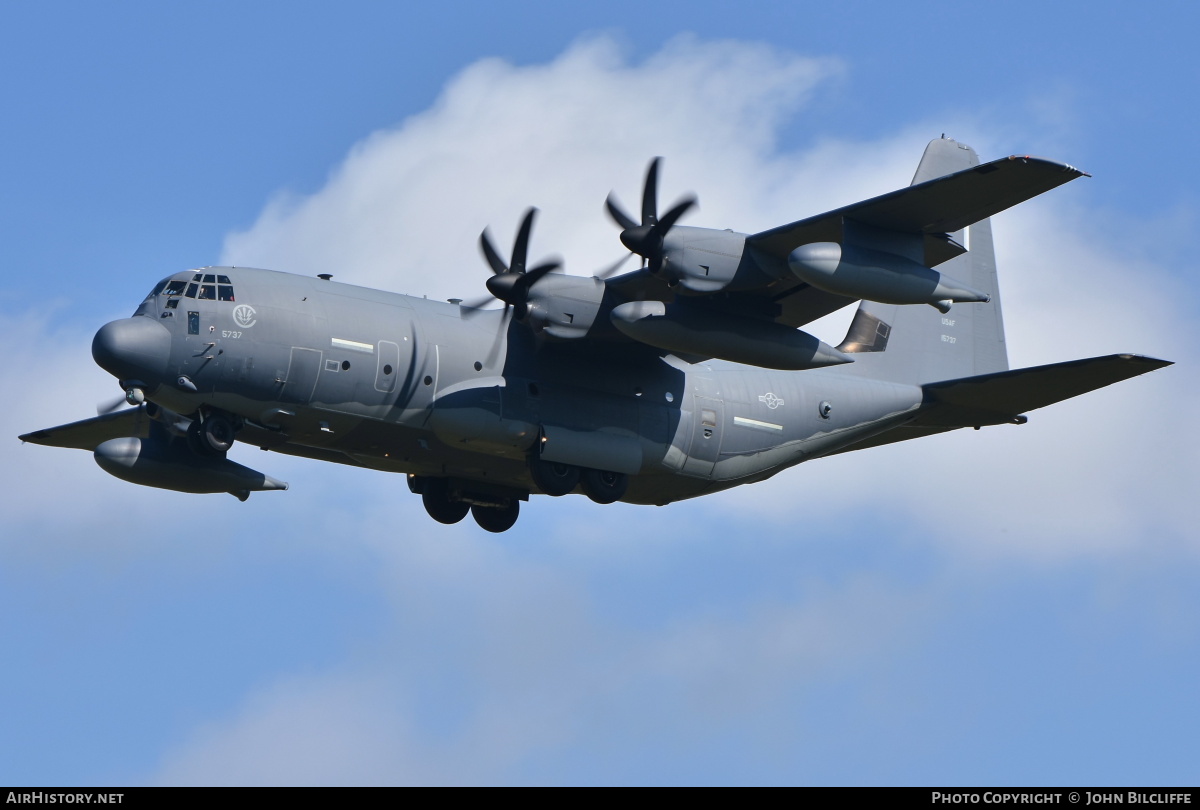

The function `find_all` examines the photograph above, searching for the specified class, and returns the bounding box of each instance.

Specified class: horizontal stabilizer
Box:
[750,155,1088,260]
[19,407,149,450]
[914,354,1172,427]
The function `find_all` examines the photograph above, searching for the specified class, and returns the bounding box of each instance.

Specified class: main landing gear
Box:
[409,460,631,533]
[409,476,524,534]
[529,456,628,504]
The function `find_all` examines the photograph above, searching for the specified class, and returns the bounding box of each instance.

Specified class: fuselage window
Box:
[217,285,235,301]
[163,279,187,296]
[165,298,179,309]
[198,284,216,300]
[187,311,200,335]
[185,283,198,298]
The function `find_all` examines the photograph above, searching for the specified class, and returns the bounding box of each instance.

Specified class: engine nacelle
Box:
[660,227,775,294]
[524,274,606,339]
[611,300,851,370]
[94,434,288,500]
[788,241,990,309]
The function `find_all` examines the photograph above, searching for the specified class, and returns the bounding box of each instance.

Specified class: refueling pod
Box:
[611,300,852,370]
[788,238,990,312]
[94,433,288,501]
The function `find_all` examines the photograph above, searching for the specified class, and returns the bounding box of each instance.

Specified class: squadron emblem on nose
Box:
[232,305,257,328]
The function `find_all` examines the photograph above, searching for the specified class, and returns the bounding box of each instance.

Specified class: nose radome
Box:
[92,317,172,383]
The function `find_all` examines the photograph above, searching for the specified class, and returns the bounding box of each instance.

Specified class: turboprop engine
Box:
[94,432,288,501]
[788,239,990,313]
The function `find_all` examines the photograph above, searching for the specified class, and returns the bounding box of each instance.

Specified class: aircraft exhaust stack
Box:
[788,242,990,309]
[94,435,288,499]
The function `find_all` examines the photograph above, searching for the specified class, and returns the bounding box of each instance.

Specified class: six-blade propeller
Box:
[605,157,697,275]
[463,158,695,319]
[466,207,561,319]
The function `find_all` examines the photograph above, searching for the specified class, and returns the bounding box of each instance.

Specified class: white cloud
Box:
[221,35,843,298]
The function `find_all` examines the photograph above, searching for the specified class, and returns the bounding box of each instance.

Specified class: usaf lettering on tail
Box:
[20,138,1171,533]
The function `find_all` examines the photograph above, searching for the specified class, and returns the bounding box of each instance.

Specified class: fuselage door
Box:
[682,395,724,477]
[375,340,401,394]
[280,347,323,405]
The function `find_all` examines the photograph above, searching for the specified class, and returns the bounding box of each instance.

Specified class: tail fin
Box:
[837,137,1008,385]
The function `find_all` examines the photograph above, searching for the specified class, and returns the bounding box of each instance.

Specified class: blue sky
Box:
[2,1,1197,786]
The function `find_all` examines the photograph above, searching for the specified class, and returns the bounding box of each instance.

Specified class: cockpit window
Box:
[177,271,236,301]
[135,281,168,316]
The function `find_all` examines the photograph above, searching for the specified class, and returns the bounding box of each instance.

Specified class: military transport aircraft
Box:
[20,137,1171,532]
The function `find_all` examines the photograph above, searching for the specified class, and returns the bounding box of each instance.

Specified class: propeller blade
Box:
[479,229,509,276]
[523,259,561,287]
[605,193,638,231]
[483,307,513,367]
[651,195,697,238]
[96,395,128,415]
[511,208,537,276]
[641,157,661,226]
[595,252,634,279]
[458,294,498,318]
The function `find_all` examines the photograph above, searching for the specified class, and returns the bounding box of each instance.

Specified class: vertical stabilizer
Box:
[836,137,1008,384]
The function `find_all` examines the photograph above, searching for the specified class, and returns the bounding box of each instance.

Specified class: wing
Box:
[606,152,1088,334]
[19,407,152,450]
[749,154,1089,262]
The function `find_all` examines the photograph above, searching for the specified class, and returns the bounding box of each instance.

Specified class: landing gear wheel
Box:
[422,480,470,525]
[529,457,579,496]
[202,413,236,454]
[581,469,628,504]
[471,501,520,533]
[186,414,235,457]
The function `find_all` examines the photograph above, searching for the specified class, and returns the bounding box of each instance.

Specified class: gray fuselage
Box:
[118,266,922,506]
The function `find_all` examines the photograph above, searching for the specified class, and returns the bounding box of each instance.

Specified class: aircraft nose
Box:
[92,317,172,384]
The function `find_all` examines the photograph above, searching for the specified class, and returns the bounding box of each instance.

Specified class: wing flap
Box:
[749,155,1088,259]
[18,407,151,450]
